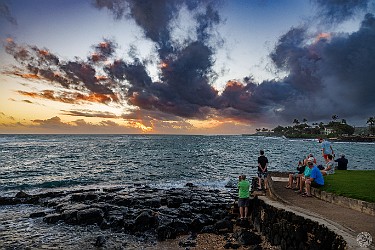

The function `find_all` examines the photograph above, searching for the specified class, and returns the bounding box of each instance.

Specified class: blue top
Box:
[321,140,332,155]
[310,166,324,185]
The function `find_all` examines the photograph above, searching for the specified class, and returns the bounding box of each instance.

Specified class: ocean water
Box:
[1,134,374,196]
[1,134,375,248]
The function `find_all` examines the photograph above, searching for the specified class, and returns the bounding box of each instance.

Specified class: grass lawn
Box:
[321,170,375,203]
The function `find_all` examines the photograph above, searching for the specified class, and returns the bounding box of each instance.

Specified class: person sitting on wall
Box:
[297,157,313,194]
[335,154,348,170]
[321,154,335,176]
[285,160,305,190]
[238,174,250,220]
[304,161,324,197]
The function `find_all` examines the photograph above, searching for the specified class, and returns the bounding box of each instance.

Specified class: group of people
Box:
[285,138,348,197]
[237,138,349,219]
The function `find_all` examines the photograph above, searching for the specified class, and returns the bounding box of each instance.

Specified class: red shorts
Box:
[323,154,330,161]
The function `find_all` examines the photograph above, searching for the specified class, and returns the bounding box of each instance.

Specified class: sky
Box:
[1,0,375,134]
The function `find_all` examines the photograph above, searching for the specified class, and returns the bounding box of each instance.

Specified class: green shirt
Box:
[238,180,250,198]
[303,166,312,178]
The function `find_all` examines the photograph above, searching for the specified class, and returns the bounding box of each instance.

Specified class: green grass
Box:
[320,170,375,203]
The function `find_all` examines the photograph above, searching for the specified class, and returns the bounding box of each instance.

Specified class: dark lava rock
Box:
[30,211,47,218]
[94,235,106,247]
[77,208,104,225]
[43,213,62,224]
[15,191,30,198]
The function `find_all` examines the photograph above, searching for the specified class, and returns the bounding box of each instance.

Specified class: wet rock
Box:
[215,219,233,233]
[43,213,62,224]
[61,209,78,224]
[167,196,183,208]
[156,225,177,241]
[223,242,240,249]
[133,210,156,231]
[15,191,30,198]
[30,211,47,218]
[234,229,262,246]
[77,208,104,225]
[94,235,106,247]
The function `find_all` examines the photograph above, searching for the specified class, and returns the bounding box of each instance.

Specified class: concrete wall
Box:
[311,188,375,216]
[249,197,347,250]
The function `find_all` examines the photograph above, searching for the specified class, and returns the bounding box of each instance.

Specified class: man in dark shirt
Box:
[335,154,348,170]
[257,150,269,190]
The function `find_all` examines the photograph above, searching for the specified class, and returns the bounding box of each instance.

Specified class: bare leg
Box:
[299,177,305,193]
[258,177,262,189]
[264,178,268,190]
[305,179,311,196]
[244,206,248,218]
[295,175,300,188]
[239,206,244,219]
[286,174,293,188]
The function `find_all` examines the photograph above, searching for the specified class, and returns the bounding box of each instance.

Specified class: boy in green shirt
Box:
[238,174,250,219]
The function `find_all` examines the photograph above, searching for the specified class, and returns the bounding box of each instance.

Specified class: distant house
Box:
[324,127,335,135]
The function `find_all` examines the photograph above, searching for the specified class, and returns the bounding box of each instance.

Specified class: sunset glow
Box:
[1,1,374,134]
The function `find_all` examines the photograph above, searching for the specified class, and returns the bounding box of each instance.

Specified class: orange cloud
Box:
[14,73,40,80]
[17,90,117,104]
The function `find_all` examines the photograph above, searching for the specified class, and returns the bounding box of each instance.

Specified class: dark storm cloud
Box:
[312,0,372,24]
[263,13,375,123]
[96,0,223,119]
[0,2,17,25]
[61,110,118,118]
[5,39,119,102]
[5,0,375,129]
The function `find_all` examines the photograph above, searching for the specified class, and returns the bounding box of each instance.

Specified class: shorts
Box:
[238,198,249,207]
[323,154,330,161]
[257,171,268,179]
[311,181,323,188]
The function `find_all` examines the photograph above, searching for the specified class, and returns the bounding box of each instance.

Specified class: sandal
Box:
[302,194,312,197]
[284,186,292,189]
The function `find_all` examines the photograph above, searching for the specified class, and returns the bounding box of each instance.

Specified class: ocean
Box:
[1,134,375,248]
[1,134,374,196]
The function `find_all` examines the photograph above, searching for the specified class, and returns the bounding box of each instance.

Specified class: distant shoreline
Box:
[242,134,375,142]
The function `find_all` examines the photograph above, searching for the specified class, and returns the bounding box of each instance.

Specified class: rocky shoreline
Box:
[0,184,275,249]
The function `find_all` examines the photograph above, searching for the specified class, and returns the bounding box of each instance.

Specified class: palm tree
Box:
[293,119,299,125]
[302,118,307,124]
[332,114,338,121]
[367,117,375,134]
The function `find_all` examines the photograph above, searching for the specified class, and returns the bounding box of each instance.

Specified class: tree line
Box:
[256,115,375,138]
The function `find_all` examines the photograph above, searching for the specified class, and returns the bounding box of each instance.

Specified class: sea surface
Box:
[1,134,375,248]
[1,134,374,196]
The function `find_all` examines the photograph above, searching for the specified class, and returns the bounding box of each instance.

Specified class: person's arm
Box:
[330,145,334,156]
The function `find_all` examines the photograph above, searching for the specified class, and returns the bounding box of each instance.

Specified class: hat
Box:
[308,157,314,162]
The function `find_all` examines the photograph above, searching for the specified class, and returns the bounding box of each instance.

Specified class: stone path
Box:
[266,175,375,249]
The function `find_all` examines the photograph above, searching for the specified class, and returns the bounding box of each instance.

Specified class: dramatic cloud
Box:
[264,13,375,123]
[312,0,372,24]
[17,90,114,104]
[3,0,375,131]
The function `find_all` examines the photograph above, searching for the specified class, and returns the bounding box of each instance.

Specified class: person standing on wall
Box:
[257,149,269,191]
[318,138,334,163]
[238,174,250,220]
